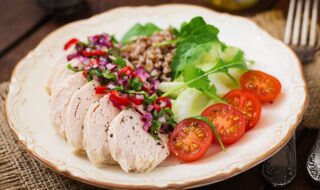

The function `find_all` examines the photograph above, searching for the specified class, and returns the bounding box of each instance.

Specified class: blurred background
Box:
[0,0,285,83]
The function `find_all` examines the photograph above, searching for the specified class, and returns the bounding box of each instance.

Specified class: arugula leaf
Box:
[183,64,222,102]
[179,17,219,40]
[170,17,220,78]
[91,68,103,77]
[121,23,161,44]
[174,41,220,76]
[162,58,247,98]
[193,116,225,151]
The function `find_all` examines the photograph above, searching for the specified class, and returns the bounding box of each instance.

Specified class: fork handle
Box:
[306,130,320,183]
[262,135,296,187]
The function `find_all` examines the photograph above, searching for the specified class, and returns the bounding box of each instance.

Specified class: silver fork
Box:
[284,0,319,63]
[262,0,319,187]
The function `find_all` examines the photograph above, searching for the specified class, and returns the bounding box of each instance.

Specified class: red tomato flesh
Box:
[109,90,131,107]
[201,103,247,145]
[64,38,79,50]
[81,50,107,57]
[169,118,213,162]
[240,70,281,103]
[95,85,107,94]
[224,89,262,131]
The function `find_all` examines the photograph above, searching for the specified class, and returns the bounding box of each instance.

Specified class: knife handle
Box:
[306,130,320,183]
[262,135,297,187]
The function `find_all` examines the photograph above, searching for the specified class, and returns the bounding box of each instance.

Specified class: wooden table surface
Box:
[0,0,319,189]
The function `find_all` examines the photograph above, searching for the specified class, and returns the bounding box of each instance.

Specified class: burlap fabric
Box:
[0,10,319,190]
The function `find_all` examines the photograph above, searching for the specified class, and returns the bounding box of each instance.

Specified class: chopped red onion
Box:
[148,80,160,94]
[67,53,79,61]
[160,102,167,107]
[107,83,116,89]
[142,113,153,131]
[135,94,144,99]
[93,75,101,82]
[78,56,90,63]
[134,66,150,82]
[99,57,108,66]
[118,78,128,86]
[158,116,166,123]
[151,80,160,91]
[98,65,106,71]
[84,66,91,71]
[106,63,116,71]
[147,104,154,112]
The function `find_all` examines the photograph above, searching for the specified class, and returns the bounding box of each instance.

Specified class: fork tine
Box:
[301,0,311,46]
[284,0,296,44]
[293,0,303,45]
[309,0,319,46]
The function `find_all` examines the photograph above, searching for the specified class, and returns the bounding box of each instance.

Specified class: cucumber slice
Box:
[172,88,213,122]
[208,68,245,96]
[221,46,242,63]
[158,82,186,98]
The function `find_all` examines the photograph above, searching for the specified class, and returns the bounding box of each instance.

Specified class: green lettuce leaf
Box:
[121,23,161,44]
[170,17,221,77]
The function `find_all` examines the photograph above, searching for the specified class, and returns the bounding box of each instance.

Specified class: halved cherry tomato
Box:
[240,70,281,103]
[64,38,79,50]
[169,118,213,162]
[224,89,261,131]
[109,90,131,107]
[95,86,107,94]
[201,103,247,145]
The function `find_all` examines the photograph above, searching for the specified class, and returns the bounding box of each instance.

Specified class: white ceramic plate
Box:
[6,4,307,189]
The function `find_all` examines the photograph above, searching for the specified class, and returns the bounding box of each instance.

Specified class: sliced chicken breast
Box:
[83,95,120,165]
[50,72,86,139]
[46,58,76,95]
[66,81,103,151]
[108,109,170,173]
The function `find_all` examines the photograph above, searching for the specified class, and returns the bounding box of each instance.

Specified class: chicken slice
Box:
[46,58,77,95]
[50,72,86,139]
[83,95,120,165]
[66,81,103,151]
[108,109,170,173]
